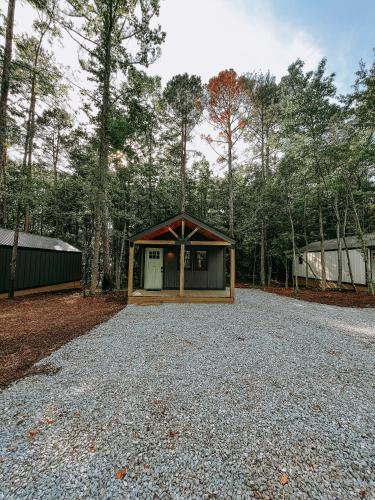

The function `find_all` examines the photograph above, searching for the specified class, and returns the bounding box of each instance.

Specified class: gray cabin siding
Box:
[140,246,225,290]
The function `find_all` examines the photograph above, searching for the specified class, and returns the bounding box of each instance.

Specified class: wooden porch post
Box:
[179,243,185,297]
[230,246,235,299]
[128,243,134,297]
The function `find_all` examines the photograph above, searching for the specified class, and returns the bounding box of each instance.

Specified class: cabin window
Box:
[195,250,207,271]
[298,255,304,265]
[184,249,191,270]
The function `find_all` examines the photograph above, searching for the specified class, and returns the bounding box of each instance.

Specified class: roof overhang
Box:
[129,213,235,245]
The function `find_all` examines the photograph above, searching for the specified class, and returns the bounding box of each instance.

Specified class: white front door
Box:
[144,248,163,290]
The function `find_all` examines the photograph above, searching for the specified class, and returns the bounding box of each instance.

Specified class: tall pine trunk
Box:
[180,119,187,212]
[342,196,356,292]
[91,2,113,293]
[288,203,298,293]
[0,0,16,226]
[115,218,127,290]
[319,205,327,291]
[334,195,342,289]
[228,136,234,238]
[260,221,266,286]
[22,22,50,232]
[8,204,20,299]
[259,110,267,286]
[349,189,373,295]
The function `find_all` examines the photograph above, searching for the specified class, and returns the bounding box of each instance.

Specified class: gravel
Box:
[0,289,374,499]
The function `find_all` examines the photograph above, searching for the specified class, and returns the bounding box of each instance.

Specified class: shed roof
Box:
[129,213,235,244]
[301,233,375,253]
[0,228,81,253]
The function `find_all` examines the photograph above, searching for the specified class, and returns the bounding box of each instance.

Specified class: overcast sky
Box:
[11,0,375,167]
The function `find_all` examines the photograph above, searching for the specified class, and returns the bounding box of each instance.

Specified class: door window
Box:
[148,250,160,260]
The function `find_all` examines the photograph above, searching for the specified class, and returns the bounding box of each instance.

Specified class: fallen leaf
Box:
[169,431,179,438]
[46,417,55,424]
[144,464,150,469]
[28,429,40,438]
[359,491,366,498]
[89,445,96,453]
[280,473,289,486]
[115,468,128,479]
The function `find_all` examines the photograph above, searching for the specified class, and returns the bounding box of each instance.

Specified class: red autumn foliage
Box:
[206,69,248,141]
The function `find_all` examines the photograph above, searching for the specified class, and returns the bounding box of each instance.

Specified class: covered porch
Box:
[127,213,235,304]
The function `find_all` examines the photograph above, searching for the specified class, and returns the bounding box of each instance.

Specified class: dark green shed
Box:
[0,228,82,294]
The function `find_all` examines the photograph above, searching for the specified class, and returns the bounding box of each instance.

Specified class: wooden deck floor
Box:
[129,288,233,304]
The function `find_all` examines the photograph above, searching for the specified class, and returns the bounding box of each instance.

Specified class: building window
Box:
[184,249,191,270]
[195,250,207,271]
[148,250,161,260]
[298,255,304,265]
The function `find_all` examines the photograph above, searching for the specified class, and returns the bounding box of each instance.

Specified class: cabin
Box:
[127,213,235,304]
[294,233,375,287]
[0,228,82,298]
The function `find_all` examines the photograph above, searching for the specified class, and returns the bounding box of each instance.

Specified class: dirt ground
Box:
[0,291,126,390]
[236,282,375,308]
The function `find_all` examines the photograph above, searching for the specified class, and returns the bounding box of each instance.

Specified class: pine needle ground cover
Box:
[0,292,126,389]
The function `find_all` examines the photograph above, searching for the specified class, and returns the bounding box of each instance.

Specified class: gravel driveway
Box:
[1,289,374,499]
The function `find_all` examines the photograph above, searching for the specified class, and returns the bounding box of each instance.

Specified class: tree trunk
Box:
[91,204,101,293]
[148,130,153,219]
[303,195,309,287]
[342,197,356,292]
[284,256,289,289]
[267,254,272,286]
[252,247,256,286]
[24,76,38,232]
[8,204,20,299]
[228,137,234,238]
[288,204,298,293]
[101,203,112,291]
[115,218,127,290]
[334,195,342,290]
[259,110,267,286]
[349,189,373,295]
[91,2,113,293]
[260,221,266,287]
[319,205,327,291]
[23,23,49,232]
[0,0,16,227]
[180,119,187,212]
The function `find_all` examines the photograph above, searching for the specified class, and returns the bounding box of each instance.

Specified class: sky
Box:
[9,0,375,166]
[149,0,374,92]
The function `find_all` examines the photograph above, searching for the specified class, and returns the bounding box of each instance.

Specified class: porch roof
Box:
[129,213,235,244]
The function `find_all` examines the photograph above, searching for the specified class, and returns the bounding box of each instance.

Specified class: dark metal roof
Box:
[0,227,81,253]
[300,233,375,253]
[129,213,235,244]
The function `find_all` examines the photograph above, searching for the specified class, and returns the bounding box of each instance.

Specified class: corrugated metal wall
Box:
[293,249,370,285]
[0,247,82,293]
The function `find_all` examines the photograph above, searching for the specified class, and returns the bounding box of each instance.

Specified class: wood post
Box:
[230,247,235,299]
[128,244,134,297]
[179,243,185,297]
